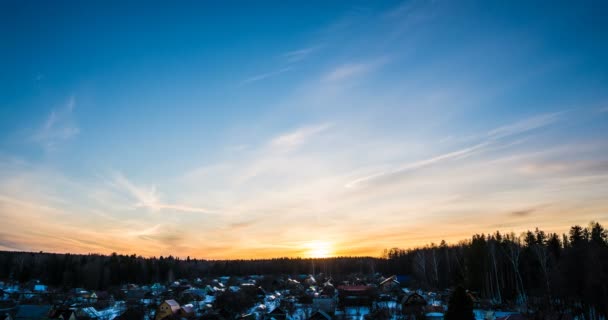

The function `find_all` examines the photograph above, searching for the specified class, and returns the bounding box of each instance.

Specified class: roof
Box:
[337,285,373,292]
[163,300,181,313]
[379,275,400,286]
[401,293,427,306]
[180,305,194,314]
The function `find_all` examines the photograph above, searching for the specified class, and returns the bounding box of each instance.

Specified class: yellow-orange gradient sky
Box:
[1,1,607,259]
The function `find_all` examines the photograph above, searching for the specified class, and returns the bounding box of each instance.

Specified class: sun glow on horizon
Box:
[305,240,333,258]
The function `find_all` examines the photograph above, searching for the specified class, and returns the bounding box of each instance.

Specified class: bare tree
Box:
[413,250,428,287]
[501,233,526,306]
[488,239,502,304]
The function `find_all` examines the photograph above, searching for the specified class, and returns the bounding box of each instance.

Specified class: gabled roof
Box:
[337,285,373,292]
[401,293,427,306]
[163,300,181,313]
[379,275,400,286]
[180,304,194,314]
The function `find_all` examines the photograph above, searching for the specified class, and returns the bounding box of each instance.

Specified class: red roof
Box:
[337,285,373,292]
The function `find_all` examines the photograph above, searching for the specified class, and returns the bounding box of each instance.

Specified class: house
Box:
[401,293,427,316]
[308,310,332,320]
[378,275,400,293]
[155,300,181,320]
[90,291,112,304]
[178,304,195,318]
[304,276,316,286]
[319,283,335,297]
[337,286,375,308]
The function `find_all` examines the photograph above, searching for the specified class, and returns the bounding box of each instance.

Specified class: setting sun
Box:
[306,241,333,258]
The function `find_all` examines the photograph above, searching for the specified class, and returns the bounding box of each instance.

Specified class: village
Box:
[0,274,528,320]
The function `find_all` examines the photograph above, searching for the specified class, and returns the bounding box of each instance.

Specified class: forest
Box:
[0,222,606,316]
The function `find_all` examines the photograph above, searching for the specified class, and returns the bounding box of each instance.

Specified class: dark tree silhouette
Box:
[445,286,474,320]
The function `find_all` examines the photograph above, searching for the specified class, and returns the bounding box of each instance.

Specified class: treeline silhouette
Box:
[383,222,608,316]
[0,222,606,315]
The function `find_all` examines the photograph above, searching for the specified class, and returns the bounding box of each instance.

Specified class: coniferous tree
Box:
[445,286,474,320]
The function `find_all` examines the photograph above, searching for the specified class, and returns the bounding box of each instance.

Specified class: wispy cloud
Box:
[271,123,333,149]
[0,233,26,251]
[110,172,213,214]
[240,45,321,86]
[346,112,562,188]
[32,96,79,150]
[323,58,387,82]
[283,46,320,63]
[240,67,293,85]
[346,141,490,188]
[487,112,561,139]
[510,208,535,217]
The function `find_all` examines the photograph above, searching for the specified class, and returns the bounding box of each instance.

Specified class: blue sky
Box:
[1,0,607,258]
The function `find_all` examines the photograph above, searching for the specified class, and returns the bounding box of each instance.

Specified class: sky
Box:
[1,0,607,259]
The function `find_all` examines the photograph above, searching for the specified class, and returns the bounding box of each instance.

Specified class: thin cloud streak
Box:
[323,58,387,82]
[346,141,490,188]
[487,112,562,138]
[283,46,320,63]
[346,112,563,188]
[271,123,333,149]
[32,96,79,150]
[110,172,213,214]
[240,67,293,85]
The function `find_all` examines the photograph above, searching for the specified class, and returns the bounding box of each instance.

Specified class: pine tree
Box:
[445,286,475,320]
